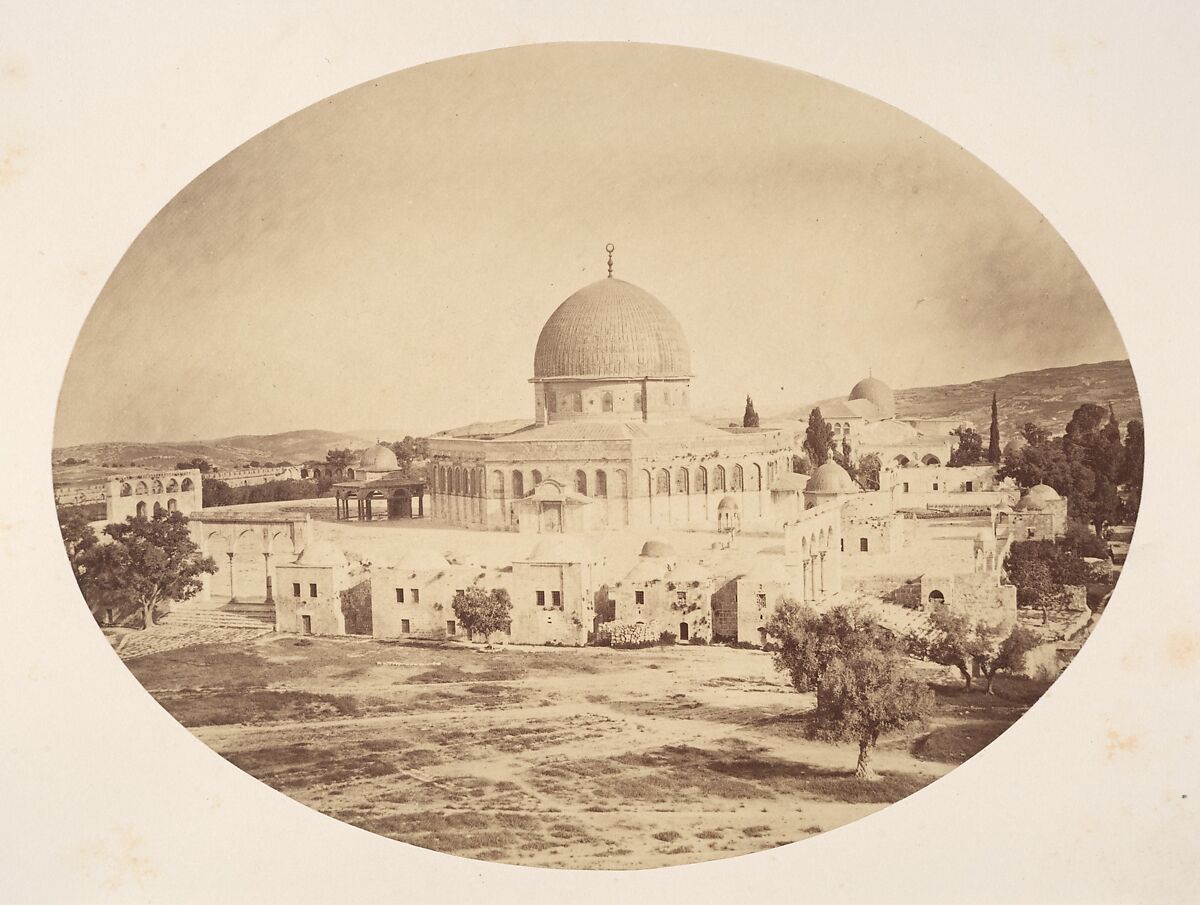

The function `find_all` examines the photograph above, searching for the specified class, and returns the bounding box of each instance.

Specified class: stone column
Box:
[226,552,236,603]
[819,552,827,599]
[263,552,273,603]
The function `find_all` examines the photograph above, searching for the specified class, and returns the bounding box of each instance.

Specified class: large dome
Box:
[848,376,896,420]
[533,279,691,379]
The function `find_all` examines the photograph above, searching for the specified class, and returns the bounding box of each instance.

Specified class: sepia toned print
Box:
[52,43,1142,869]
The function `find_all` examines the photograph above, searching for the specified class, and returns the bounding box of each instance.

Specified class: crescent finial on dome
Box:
[606,243,615,278]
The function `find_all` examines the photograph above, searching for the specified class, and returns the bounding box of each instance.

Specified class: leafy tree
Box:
[803,407,834,466]
[57,507,99,586]
[451,587,513,645]
[1059,520,1110,559]
[202,478,235,508]
[987,393,1001,463]
[948,426,983,467]
[766,601,933,779]
[88,512,216,629]
[388,436,430,473]
[856,453,882,491]
[1004,540,1096,624]
[742,395,760,428]
[832,438,858,484]
[1121,419,1144,493]
[906,604,1006,692]
[976,625,1040,694]
[176,457,213,474]
[1021,422,1052,448]
[791,453,812,475]
[325,448,355,468]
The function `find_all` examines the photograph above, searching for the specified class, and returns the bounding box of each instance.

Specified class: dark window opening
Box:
[308,583,318,598]
[292,582,301,597]
[395,588,405,603]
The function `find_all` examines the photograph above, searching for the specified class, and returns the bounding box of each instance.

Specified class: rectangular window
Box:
[309,582,318,598]
[859,538,869,552]
[635,590,645,606]
[933,483,940,491]
[677,591,687,606]
[536,590,546,607]
[552,590,562,609]
[903,482,910,492]
[292,582,301,597]
[840,539,845,552]
[965,481,974,492]
[401,619,411,633]
[395,588,405,603]
[446,620,456,635]
[756,592,767,608]
[412,588,419,603]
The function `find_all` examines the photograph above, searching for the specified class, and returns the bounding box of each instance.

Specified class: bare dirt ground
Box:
[127,636,1045,869]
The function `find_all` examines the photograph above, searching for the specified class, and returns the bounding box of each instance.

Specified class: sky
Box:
[54,42,1128,447]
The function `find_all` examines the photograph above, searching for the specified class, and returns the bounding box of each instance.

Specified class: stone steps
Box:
[165,609,275,629]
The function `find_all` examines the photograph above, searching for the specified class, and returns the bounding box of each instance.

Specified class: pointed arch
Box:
[512,469,525,498]
[675,467,689,495]
[732,464,744,492]
[713,465,726,492]
[574,469,588,496]
[695,465,708,493]
[594,469,608,497]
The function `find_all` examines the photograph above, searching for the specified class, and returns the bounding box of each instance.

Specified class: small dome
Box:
[358,443,399,472]
[639,539,676,558]
[848,376,896,419]
[295,540,346,568]
[717,495,740,512]
[533,278,691,379]
[805,461,857,495]
[526,534,588,564]
[1015,483,1061,510]
[395,549,450,572]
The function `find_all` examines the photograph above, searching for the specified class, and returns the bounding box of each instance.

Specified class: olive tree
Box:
[766,601,933,779]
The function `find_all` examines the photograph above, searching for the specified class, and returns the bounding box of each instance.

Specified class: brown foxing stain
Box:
[77,826,157,891]
[1166,632,1200,669]
[0,53,29,83]
[0,144,25,186]
[1105,729,1140,758]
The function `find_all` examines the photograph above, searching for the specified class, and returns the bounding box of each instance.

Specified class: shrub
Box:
[659,630,678,646]
[651,830,681,843]
[688,636,708,646]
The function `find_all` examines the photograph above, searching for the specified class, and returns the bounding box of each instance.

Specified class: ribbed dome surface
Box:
[848,376,896,419]
[533,279,691,379]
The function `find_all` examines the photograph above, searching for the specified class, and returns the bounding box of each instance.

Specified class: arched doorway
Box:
[679,622,689,642]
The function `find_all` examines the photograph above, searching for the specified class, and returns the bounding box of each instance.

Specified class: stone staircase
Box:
[113,604,276,661]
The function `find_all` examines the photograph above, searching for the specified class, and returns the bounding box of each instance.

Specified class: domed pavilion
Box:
[427,256,793,533]
[332,442,427,521]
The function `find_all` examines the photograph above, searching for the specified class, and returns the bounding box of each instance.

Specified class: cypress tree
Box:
[987,392,1001,464]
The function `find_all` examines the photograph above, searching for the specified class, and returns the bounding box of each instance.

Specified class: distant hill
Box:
[777,359,1142,439]
[54,360,1142,488]
[51,429,379,486]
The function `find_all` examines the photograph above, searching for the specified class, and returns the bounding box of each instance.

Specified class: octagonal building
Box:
[426,271,792,533]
